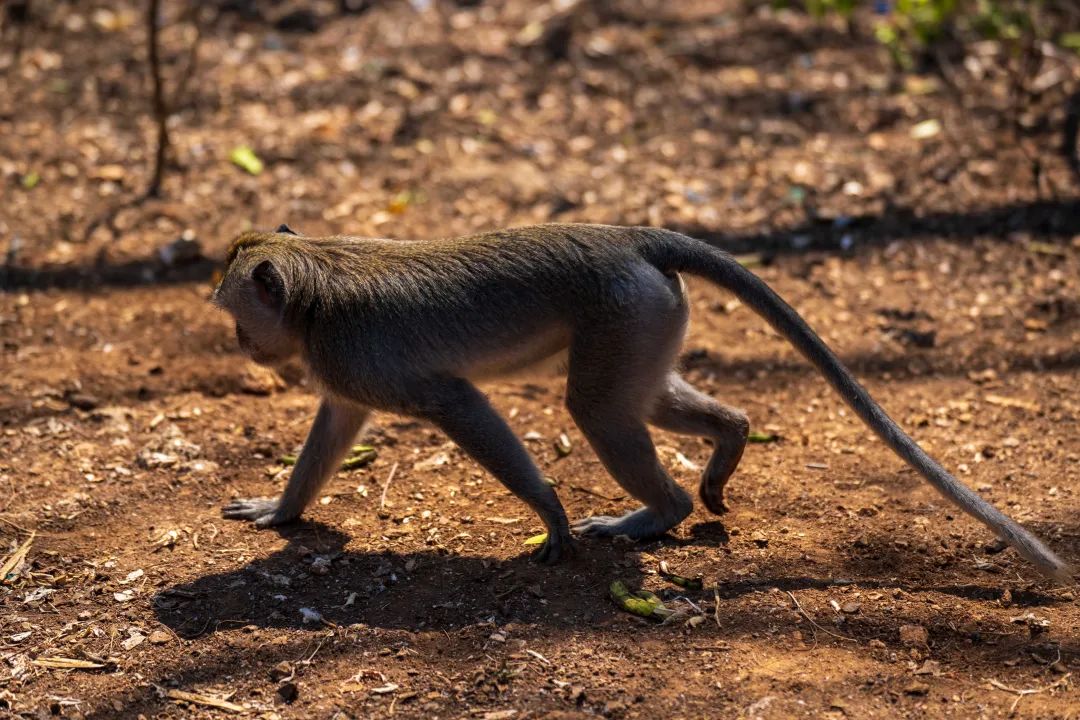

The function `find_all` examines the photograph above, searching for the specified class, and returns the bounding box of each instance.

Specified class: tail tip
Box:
[1045,560,1075,586]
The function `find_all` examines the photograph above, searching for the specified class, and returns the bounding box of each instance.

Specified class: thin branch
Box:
[785,590,857,643]
[380,462,399,510]
[146,0,168,199]
[987,673,1071,715]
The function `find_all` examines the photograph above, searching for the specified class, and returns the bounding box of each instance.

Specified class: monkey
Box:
[211,223,1072,582]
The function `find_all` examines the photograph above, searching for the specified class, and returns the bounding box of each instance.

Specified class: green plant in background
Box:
[803,0,859,17]
[778,1,1078,68]
[874,0,958,68]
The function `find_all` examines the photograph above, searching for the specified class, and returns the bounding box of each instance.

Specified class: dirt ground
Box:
[2,1,1080,718]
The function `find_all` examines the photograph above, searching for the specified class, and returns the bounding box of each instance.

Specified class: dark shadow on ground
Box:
[0,255,220,292]
[672,198,1080,256]
[110,517,1074,720]
[154,520,1069,639]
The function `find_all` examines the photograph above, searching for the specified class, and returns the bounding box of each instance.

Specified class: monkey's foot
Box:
[532,528,575,564]
[698,436,745,515]
[698,481,730,515]
[222,497,289,528]
[573,507,683,540]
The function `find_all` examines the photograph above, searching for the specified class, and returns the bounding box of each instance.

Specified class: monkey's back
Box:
[298,224,677,400]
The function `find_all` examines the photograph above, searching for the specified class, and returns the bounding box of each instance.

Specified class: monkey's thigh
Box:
[649,373,749,514]
[565,270,694,539]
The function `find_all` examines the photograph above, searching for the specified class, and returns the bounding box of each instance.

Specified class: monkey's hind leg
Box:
[565,280,694,540]
[649,373,749,514]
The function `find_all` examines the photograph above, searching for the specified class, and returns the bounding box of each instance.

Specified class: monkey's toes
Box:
[222,497,280,526]
[573,507,681,540]
[572,515,622,537]
[699,488,730,515]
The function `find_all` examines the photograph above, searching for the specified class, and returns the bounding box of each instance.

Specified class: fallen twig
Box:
[160,687,246,714]
[568,484,623,502]
[1,531,35,583]
[785,591,856,643]
[987,673,1071,715]
[380,462,399,510]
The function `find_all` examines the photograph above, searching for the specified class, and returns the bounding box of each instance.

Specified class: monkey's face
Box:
[212,256,301,366]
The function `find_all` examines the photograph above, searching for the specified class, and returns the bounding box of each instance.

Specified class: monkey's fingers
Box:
[532,530,575,564]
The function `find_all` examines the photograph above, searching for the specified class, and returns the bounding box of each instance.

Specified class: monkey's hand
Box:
[533,527,575,564]
[221,497,293,528]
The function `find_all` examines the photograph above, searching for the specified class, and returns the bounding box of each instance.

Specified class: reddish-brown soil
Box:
[2,1,1079,718]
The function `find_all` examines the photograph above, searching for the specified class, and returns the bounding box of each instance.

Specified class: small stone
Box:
[157,235,203,266]
[913,660,940,676]
[148,630,172,645]
[750,530,769,548]
[276,681,299,703]
[269,661,293,682]
[240,364,286,395]
[840,602,861,614]
[602,700,627,717]
[868,639,887,650]
[67,392,99,410]
[121,633,145,650]
[900,624,929,647]
[904,681,930,696]
[983,538,1009,554]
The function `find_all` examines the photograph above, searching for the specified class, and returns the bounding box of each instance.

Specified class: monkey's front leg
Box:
[416,378,574,563]
[223,399,369,528]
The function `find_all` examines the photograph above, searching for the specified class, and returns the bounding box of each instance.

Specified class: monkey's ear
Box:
[276,224,298,236]
[252,260,286,309]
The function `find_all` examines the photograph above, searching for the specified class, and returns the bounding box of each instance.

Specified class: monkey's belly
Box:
[463,325,571,381]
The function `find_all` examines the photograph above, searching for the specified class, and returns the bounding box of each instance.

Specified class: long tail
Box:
[638,229,1072,583]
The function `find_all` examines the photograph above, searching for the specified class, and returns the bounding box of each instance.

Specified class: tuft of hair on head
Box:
[224,230,270,269]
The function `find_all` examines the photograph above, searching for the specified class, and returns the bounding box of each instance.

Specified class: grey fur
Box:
[211,223,1072,580]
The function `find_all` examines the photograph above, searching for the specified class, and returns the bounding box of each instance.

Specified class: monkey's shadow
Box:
[153,517,1065,639]
[154,521,654,638]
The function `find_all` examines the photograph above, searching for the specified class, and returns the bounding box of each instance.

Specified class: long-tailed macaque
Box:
[212,223,1071,582]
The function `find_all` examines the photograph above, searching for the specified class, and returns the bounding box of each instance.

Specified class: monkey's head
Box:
[212,226,304,366]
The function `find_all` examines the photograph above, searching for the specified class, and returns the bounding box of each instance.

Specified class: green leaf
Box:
[748,431,780,443]
[340,449,377,471]
[229,145,264,175]
[523,533,548,546]
[609,580,676,620]
[20,171,40,189]
[1061,32,1080,51]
